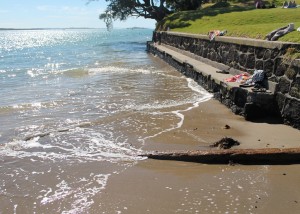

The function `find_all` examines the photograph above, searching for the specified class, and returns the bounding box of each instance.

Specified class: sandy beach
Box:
[143,99,300,151]
[93,99,300,213]
[1,29,299,213]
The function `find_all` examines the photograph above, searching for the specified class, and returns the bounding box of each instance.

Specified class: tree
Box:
[167,0,202,11]
[101,0,172,22]
[89,0,202,30]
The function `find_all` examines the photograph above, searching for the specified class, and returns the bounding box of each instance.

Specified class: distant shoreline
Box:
[0,27,151,31]
[0,27,100,31]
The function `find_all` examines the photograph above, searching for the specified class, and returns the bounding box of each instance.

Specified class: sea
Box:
[0,28,212,213]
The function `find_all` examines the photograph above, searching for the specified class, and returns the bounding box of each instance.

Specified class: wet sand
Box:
[92,99,300,213]
[143,99,300,151]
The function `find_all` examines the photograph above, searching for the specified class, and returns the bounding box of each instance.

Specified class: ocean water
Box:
[0,29,212,213]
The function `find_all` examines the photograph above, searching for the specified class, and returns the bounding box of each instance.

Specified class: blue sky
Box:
[0,0,156,29]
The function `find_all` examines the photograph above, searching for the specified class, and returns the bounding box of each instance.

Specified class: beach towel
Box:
[225,73,250,83]
[208,30,227,41]
[266,23,294,41]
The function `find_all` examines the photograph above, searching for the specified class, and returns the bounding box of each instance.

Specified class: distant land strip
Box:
[0,27,100,31]
[0,27,150,31]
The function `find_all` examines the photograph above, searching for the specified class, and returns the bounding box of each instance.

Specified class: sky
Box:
[0,0,156,29]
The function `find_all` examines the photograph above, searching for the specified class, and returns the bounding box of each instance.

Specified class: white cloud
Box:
[36,5,56,11]
[36,5,99,16]
[61,6,90,15]
[61,6,75,12]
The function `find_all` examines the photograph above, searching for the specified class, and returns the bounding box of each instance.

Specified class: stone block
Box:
[210,51,217,61]
[203,49,208,58]
[246,54,255,69]
[271,48,280,58]
[209,80,220,93]
[190,45,196,53]
[264,60,274,77]
[248,47,254,54]
[227,49,235,63]
[263,49,272,60]
[231,105,243,115]
[290,87,300,99]
[215,54,222,63]
[232,87,248,107]
[207,42,214,50]
[231,61,239,69]
[278,76,291,94]
[222,98,232,108]
[285,67,297,80]
[222,52,228,64]
[203,42,209,49]
[255,47,264,59]
[215,42,221,50]
[274,58,286,77]
[240,45,248,53]
[197,46,204,56]
[290,76,300,99]
[213,92,222,101]
[282,97,300,129]
[255,60,264,70]
[234,51,240,63]
[239,53,247,67]
[275,92,286,113]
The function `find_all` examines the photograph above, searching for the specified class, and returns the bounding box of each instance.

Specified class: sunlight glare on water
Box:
[0,29,212,213]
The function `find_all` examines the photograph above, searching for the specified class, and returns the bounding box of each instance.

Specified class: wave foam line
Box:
[88,65,178,77]
[40,174,111,214]
[141,78,212,143]
[22,122,91,141]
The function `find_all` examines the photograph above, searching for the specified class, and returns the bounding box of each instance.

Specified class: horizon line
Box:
[0,27,153,31]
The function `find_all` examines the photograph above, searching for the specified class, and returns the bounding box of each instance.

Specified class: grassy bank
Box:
[158,3,300,43]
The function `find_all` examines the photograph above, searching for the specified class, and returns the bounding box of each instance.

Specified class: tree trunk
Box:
[140,148,300,165]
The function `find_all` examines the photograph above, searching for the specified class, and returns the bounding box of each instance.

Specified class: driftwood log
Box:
[140,148,300,165]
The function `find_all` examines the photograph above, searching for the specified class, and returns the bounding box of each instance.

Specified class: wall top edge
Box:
[159,31,299,50]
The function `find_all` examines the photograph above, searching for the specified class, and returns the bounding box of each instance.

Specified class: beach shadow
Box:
[247,115,284,125]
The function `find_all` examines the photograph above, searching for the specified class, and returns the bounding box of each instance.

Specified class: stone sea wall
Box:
[150,31,300,129]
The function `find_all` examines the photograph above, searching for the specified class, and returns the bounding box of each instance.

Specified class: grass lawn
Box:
[158,3,300,43]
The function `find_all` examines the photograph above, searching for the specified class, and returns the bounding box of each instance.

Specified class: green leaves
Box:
[99,12,113,31]
[93,0,203,31]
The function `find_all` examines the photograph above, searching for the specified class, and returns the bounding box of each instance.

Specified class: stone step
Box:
[148,42,279,120]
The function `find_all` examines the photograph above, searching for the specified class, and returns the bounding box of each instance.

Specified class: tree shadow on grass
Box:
[159,5,256,30]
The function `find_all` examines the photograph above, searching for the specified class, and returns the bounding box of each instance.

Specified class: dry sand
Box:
[92,99,300,213]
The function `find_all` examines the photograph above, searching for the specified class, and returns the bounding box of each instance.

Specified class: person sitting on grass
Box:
[282,0,297,8]
[287,0,297,7]
[292,0,298,7]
